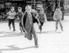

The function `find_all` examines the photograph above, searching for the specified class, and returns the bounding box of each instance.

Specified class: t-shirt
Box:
[7,11,16,19]
[38,13,45,22]
[17,12,23,20]
[53,9,62,20]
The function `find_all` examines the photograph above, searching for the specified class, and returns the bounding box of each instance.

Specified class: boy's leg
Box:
[59,19,63,31]
[8,19,11,30]
[55,20,58,31]
[12,19,15,31]
[32,27,38,47]
[20,23,23,33]
[39,21,41,30]
[39,22,43,33]
[20,22,25,32]
[40,22,44,33]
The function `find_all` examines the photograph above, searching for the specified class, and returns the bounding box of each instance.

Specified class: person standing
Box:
[6,6,16,31]
[53,7,63,31]
[38,8,47,33]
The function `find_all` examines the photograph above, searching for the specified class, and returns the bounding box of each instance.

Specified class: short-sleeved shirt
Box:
[53,9,62,20]
[17,12,23,20]
[38,13,45,22]
[7,11,16,19]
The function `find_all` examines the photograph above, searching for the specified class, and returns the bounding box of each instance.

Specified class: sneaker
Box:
[35,42,38,48]
[9,27,11,30]
[55,29,58,31]
[35,45,38,48]
[40,30,42,34]
[20,30,23,33]
[13,29,15,31]
[61,29,63,31]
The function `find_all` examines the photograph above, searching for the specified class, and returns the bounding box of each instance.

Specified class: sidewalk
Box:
[0,17,69,53]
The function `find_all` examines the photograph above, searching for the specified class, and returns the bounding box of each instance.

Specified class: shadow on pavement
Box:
[0,45,36,53]
[0,31,36,53]
[0,51,2,53]
[0,31,13,34]
[0,31,24,37]
[0,45,36,51]
[0,30,62,37]
[37,31,61,34]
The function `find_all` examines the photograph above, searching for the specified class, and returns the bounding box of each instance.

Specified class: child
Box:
[38,8,47,33]
[53,7,63,31]
[6,6,16,31]
[22,5,38,47]
[17,7,24,33]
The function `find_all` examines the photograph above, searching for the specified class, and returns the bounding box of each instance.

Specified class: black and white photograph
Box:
[0,0,69,53]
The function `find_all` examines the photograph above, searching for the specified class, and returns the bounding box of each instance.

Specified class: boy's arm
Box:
[14,12,18,19]
[53,11,56,20]
[60,10,62,19]
[44,13,47,22]
[3,14,9,20]
[34,11,40,24]
[21,12,27,32]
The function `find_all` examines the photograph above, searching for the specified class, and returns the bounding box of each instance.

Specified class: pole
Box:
[31,0,32,5]
[34,0,36,9]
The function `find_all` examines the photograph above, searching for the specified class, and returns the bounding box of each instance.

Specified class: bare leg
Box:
[32,27,38,48]
[20,27,23,33]
[8,19,11,30]
[39,22,43,33]
[19,23,23,33]
[12,19,15,31]
[59,19,63,31]
[55,20,58,31]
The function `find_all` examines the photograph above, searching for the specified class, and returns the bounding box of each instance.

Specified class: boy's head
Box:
[18,7,22,12]
[39,8,44,13]
[10,6,15,12]
[40,7,44,11]
[56,7,61,10]
[25,5,32,12]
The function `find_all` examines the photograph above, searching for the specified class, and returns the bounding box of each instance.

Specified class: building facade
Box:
[0,0,64,20]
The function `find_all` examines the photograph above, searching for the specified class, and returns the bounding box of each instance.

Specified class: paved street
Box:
[0,16,69,53]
